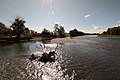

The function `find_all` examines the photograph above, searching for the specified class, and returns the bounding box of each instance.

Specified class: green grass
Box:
[0,36,16,38]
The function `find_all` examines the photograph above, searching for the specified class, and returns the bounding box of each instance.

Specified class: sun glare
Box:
[39,0,54,14]
[41,0,52,6]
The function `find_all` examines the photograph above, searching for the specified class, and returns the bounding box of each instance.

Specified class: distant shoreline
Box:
[98,35,120,38]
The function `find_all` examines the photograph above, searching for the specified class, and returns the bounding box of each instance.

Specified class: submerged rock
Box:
[29,51,56,63]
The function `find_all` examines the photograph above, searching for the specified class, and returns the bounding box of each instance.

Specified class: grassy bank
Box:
[0,36,32,42]
[0,35,80,44]
[0,36,16,38]
[98,35,120,38]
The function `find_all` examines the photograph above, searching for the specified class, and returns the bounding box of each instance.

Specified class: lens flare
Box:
[40,0,53,7]
[39,0,54,14]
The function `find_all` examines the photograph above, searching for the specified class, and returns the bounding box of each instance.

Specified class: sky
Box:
[0,0,120,33]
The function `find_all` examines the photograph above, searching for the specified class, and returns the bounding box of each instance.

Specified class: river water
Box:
[0,35,120,80]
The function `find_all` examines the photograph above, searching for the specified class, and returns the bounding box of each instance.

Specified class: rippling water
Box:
[0,35,120,80]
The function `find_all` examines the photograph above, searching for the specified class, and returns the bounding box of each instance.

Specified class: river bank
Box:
[51,37,80,43]
[98,34,120,38]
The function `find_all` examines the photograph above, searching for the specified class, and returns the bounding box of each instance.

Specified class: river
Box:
[0,35,120,80]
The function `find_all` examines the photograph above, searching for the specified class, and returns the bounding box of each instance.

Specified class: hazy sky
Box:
[0,0,120,33]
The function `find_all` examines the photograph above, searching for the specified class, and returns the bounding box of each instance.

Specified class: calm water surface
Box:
[0,35,120,80]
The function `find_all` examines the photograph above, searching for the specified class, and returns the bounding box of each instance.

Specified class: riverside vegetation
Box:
[0,17,85,43]
[1,17,120,43]
[99,26,120,38]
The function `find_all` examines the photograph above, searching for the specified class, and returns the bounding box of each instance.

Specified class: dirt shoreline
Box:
[51,37,80,43]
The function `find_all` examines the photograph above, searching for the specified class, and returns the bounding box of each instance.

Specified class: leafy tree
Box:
[69,29,85,37]
[59,26,66,37]
[23,28,31,37]
[54,23,59,37]
[0,22,12,36]
[0,22,6,36]
[53,24,66,37]
[10,17,26,39]
[102,26,120,35]
[41,28,51,38]
[69,29,78,37]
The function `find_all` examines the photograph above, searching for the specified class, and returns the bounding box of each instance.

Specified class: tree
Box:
[0,22,6,36]
[54,23,59,37]
[59,25,66,37]
[69,29,85,37]
[0,22,12,36]
[23,28,31,37]
[10,17,26,39]
[41,28,51,38]
[102,26,120,35]
[53,23,66,37]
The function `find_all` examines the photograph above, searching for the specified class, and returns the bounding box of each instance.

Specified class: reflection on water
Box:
[0,52,75,80]
[0,43,75,80]
[0,35,120,80]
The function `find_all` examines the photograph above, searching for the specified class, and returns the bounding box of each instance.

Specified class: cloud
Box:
[92,25,103,29]
[61,24,64,26]
[89,25,106,33]
[84,14,91,18]
[117,20,120,23]
[29,26,44,33]
[54,22,59,24]
[111,24,120,28]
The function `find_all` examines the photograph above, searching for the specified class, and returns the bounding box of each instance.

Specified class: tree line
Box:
[40,23,85,38]
[102,26,120,35]
[41,23,68,38]
[0,17,85,42]
[0,17,37,41]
